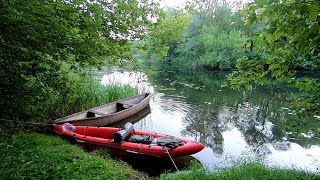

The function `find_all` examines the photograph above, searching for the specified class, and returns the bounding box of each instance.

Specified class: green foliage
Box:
[198,12,247,69]
[143,3,251,70]
[1,59,137,122]
[141,9,191,60]
[0,0,158,65]
[195,5,250,69]
[173,14,205,64]
[228,0,320,116]
[0,133,136,179]
[160,161,319,180]
[45,64,137,120]
[0,0,157,122]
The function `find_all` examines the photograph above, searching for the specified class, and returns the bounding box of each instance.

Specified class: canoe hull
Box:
[52,93,151,126]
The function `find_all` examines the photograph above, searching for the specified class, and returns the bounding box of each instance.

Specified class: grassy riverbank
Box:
[1,132,319,179]
[0,81,141,178]
[160,162,319,180]
[0,132,147,179]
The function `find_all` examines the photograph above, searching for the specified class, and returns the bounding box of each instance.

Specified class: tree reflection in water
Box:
[181,105,225,156]
[145,63,318,155]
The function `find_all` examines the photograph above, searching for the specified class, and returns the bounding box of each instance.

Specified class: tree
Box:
[228,0,320,116]
[198,5,247,69]
[141,9,191,60]
[0,0,159,120]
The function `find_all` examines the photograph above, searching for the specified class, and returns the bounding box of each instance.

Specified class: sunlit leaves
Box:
[309,5,319,21]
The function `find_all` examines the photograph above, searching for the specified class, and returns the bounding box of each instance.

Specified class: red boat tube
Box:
[53,123,204,158]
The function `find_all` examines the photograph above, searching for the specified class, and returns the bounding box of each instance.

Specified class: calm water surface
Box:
[100,65,320,174]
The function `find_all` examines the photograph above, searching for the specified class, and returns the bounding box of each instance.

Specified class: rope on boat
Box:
[165,148,179,172]
[0,118,55,126]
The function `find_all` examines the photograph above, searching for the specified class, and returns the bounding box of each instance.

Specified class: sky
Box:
[160,0,250,8]
[160,0,187,8]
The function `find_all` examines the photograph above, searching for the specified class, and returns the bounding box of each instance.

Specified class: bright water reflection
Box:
[100,66,320,173]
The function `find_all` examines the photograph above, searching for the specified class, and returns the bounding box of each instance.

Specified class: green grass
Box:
[160,162,319,180]
[0,71,143,179]
[0,132,143,180]
[47,78,138,121]
[3,66,138,123]
[0,80,138,137]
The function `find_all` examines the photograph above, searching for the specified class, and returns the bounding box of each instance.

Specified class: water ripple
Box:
[152,94,203,123]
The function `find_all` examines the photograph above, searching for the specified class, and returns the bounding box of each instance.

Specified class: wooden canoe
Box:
[51,93,151,126]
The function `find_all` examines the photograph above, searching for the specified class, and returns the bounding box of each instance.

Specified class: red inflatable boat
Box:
[53,122,204,159]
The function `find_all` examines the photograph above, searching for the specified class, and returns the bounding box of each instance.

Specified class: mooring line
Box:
[165,148,179,172]
[0,118,55,126]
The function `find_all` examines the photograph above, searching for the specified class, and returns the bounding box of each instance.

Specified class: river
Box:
[99,63,320,175]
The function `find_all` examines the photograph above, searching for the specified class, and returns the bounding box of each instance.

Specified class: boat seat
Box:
[86,110,106,118]
[116,102,134,112]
